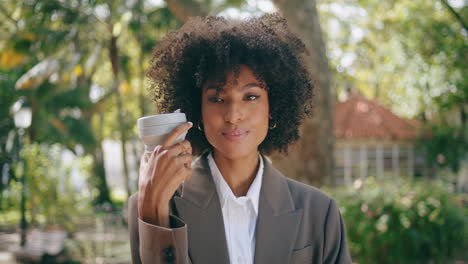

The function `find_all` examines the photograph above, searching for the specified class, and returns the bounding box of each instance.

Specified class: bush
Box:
[328,178,467,264]
[0,143,93,231]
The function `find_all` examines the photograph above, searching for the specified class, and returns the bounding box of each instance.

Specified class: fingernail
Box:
[153,145,161,155]
[188,121,193,127]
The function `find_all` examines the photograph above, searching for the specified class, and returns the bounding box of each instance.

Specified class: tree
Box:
[0,0,115,207]
[317,0,467,173]
[1,0,187,206]
[271,0,335,186]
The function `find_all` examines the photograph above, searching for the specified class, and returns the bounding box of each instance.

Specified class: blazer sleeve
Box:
[322,198,352,264]
[128,193,190,264]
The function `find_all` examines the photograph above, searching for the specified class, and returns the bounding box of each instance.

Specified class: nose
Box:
[224,101,244,124]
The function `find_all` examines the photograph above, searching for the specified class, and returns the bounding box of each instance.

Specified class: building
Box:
[334,93,426,184]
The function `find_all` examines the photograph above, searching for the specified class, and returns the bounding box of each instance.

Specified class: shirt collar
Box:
[207,152,264,215]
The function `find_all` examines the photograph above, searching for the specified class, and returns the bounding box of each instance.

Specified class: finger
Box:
[166,140,192,156]
[157,164,188,200]
[139,150,156,187]
[182,140,193,154]
[141,145,160,166]
[139,155,148,183]
[145,151,190,190]
[160,122,193,149]
[163,152,192,171]
[165,166,191,196]
[150,145,163,159]
[140,154,148,167]
[176,152,193,167]
[145,149,169,184]
[180,166,192,182]
[141,152,150,164]
[142,145,162,171]
[186,165,193,181]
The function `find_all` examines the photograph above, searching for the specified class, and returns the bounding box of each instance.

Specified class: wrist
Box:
[140,201,170,226]
[156,202,170,227]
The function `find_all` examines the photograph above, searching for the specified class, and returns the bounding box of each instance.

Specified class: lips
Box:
[222,130,249,141]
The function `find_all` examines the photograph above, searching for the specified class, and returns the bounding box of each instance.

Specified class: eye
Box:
[245,95,260,101]
[208,97,223,103]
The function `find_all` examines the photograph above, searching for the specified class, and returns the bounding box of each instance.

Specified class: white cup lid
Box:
[138,113,186,128]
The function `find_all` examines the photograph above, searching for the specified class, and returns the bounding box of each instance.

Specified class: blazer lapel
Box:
[173,154,302,264]
[174,154,230,264]
[254,156,303,264]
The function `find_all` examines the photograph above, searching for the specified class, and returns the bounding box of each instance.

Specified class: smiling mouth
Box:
[222,130,249,141]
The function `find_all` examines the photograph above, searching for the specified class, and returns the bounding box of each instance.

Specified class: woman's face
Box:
[201,65,269,160]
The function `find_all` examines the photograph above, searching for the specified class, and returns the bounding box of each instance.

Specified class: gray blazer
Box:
[128,153,352,264]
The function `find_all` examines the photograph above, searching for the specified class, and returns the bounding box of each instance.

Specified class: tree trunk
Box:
[80,73,114,207]
[91,111,113,207]
[272,0,335,186]
[138,0,147,119]
[109,35,132,198]
[92,145,113,206]
[134,0,147,179]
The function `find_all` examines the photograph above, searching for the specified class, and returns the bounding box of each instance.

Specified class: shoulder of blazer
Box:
[261,155,335,215]
[283,176,335,213]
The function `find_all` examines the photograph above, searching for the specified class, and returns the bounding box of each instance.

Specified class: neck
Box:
[212,151,260,197]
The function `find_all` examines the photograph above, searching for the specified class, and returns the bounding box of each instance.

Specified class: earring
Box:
[269,115,276,130]
[197,120,204,131]
[269,122,277,130]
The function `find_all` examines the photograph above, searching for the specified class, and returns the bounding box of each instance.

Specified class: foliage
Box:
[0,0,465,237]
[0,0,106,204]
[418,123,468,172]
[0,69,22,201]
[0,0,190,199]
[317,0,467,173]
[328,178,467,263]
[319,0,467,117]
[0,143,93,231]
[0,0,182,210]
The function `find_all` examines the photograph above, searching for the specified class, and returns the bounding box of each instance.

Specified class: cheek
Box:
[257,107,270,134]
[250,99,270,136]
[201,100,217,125]
[200,101,221,138]
[251,104,268,122]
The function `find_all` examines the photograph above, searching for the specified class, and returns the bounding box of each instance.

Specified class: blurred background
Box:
[0,0,466,263]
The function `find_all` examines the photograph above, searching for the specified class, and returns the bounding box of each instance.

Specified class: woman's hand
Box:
[138,122,193,227]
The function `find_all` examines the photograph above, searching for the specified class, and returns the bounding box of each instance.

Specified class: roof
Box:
[334,94,420,140]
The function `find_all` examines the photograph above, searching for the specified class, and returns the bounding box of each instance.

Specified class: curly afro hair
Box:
[146,13,314,156]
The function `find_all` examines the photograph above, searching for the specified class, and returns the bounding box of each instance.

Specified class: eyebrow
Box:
[204,82,261,93]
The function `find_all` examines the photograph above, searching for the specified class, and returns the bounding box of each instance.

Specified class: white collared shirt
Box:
[207,152,264,264]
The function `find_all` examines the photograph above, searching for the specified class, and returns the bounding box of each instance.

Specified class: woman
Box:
[128,13,352,264]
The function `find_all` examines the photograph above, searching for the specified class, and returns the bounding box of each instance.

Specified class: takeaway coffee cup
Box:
[137,110,187,153]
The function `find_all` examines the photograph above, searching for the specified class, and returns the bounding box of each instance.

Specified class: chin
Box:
[213,144,258,160]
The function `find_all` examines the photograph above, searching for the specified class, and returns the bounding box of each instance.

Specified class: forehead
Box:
[203,65,264,92]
